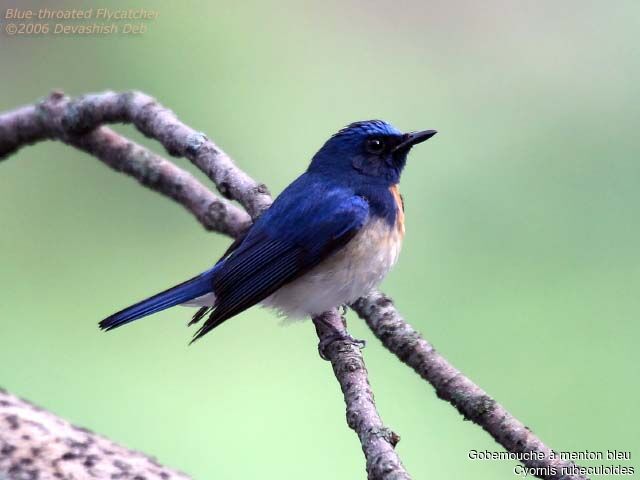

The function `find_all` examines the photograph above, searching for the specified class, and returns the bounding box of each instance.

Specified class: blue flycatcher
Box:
[100,120,436,342]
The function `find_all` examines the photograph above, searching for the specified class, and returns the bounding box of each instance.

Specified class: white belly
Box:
[262,217,403,319]
[184,216,404,318]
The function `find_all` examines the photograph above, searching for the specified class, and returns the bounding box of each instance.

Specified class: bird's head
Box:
[308,120,436,185]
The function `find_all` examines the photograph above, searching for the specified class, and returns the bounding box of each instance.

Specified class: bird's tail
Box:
[99,268,217,331]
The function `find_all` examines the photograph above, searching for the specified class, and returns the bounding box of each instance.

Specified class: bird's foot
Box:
[318,331,366,361]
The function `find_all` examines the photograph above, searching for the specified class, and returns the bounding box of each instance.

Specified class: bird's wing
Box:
[191,175,369,341]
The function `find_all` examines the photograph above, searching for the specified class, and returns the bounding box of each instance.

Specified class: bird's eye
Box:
[365,138,385,155]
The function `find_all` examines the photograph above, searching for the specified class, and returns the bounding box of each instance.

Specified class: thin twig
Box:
[0,92,250,238]
[352,292,589,480]
[59,90,273,218]
[313,311,411,480]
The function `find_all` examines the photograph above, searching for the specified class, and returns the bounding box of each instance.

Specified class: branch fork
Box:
[0,91,587,480]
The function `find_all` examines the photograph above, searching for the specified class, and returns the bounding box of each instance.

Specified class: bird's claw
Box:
[318,332,366,361]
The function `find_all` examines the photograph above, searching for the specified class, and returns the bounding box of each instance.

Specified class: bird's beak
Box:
[393,130,437,152]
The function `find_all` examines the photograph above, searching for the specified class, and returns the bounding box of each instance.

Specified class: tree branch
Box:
[0,91,588,480]
[0,388,191,480]
[352,292,588,480]
[0,92,408,480]
[0,92,250,238]
[59,90,273,219]
[312,311,410,480]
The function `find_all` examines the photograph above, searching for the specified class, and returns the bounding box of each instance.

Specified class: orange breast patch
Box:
[389,184,405,236]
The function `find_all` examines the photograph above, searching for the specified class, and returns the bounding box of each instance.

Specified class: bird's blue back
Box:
[201,172,370,338]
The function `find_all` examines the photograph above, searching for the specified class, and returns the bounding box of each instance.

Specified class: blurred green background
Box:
[1,0,638,478]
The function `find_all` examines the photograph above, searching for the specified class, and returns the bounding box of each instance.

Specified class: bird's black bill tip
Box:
[393,129,437,152]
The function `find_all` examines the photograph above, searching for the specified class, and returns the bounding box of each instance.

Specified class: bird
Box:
[99,120,436,343]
